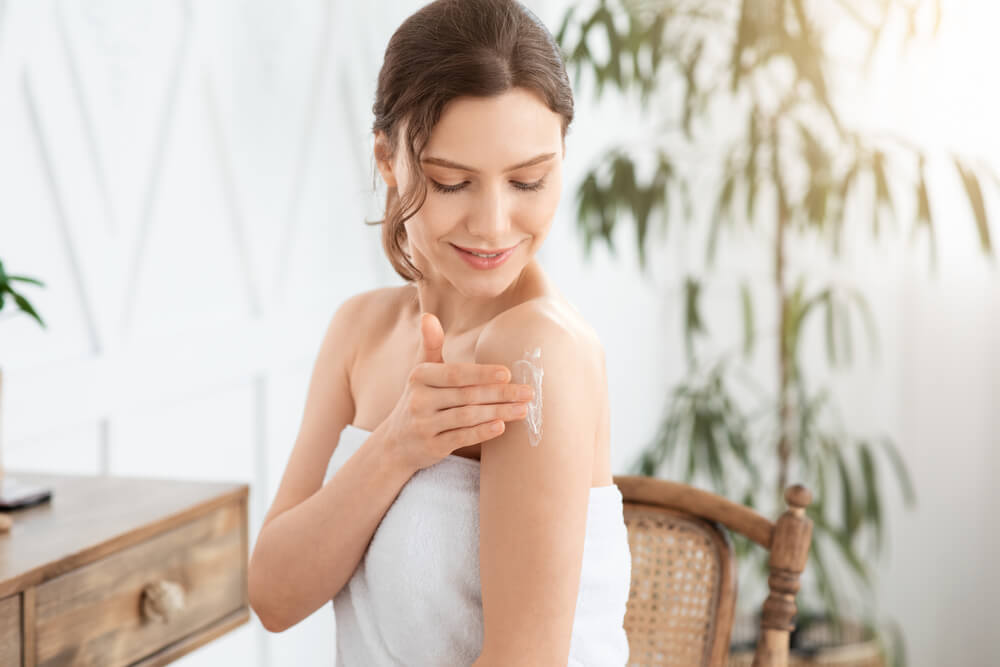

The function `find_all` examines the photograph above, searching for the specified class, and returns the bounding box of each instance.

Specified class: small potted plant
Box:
[0,258,49,526]
[0,258,48,468]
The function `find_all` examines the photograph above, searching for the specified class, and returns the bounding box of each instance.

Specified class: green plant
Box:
[0,258,47,329]
[555,1,995,665]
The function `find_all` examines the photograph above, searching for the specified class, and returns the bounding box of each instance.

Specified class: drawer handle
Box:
[141,580,186,623]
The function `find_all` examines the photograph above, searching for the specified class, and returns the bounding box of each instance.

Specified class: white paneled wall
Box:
[1,1,997,666]
[0,0,394,664]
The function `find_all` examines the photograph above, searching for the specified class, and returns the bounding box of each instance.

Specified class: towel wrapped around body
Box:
[325,424,632,667]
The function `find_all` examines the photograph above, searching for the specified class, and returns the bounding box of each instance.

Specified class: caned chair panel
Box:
[614,475,814,667]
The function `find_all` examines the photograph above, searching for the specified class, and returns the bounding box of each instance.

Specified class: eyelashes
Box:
[429,178,546,194]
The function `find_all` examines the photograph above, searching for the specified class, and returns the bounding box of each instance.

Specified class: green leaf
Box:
[686,416,702,483]
[808,532,843,627]
[859,441,883,554]
[681,39,704,139]
[728,425,760,488]
[575,173,599,258]
[704,420,726,492]
[653,150,675,235]
[554,5,576,47]
[592,7,624,93]
[609,154,643,267]
[836,296,853,366]
[568,32,592,90]
[740,281,755,359]
[844,287,880,363]
[707,165,736,266]
[814,446,830,512]
[798,122,831,230]
[13,291,47,329]
[683,277,707,365]
[861,5,889,75]
[729,0,752,92]
[833,158,861,256]
[790,284,828,371]
[872,150,895,234]
[7,275,46,288]
[878,436,917,509]
[824,290,837,366]
[880,618,909,667]
[835,446,860,537]
[827,514,873,588]
[911,153,938,270]
[953,156,994,255]
[745,107,760,224]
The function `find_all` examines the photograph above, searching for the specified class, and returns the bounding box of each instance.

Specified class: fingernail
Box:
[496,370,508,381]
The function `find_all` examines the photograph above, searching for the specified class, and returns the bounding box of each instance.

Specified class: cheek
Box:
[404,202,451,246]
[524,185,561,229]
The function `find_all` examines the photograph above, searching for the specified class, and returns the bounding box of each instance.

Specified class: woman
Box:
[248,1,632,665]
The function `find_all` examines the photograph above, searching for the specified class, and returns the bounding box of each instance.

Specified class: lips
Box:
[452,241,520,270]
[451,243,519,255]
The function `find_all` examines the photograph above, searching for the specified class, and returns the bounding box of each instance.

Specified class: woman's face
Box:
[375,87,564,297]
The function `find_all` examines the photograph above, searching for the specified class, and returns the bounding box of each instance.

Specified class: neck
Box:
[408,261,539,338]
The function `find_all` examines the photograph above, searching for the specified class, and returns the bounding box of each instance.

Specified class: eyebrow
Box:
[420,152,557,173]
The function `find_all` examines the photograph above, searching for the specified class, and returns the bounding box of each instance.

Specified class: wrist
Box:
[370,422,414,478]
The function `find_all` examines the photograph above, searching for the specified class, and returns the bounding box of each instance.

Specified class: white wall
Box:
[0,1,996,665]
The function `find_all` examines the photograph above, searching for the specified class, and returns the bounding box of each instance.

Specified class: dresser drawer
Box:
[0,593,22,666]
[33,500,245,666]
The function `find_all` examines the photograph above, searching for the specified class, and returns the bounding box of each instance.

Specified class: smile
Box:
[451,242,520,269]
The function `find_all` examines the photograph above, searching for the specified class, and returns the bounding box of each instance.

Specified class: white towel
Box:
[326,424,632,666]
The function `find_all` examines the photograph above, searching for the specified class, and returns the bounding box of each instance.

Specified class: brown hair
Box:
[365,0,575,283]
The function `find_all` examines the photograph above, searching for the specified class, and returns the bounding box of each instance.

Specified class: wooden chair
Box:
[613,475,814,667]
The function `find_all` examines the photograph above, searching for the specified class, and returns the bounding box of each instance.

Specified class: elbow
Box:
[251,603,286,633]
[249,584,291,633]
[248,580,288,633]
[258,612,289,634]
[248,549,289,633]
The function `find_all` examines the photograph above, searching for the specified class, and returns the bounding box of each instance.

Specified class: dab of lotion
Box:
[512,347,543,447]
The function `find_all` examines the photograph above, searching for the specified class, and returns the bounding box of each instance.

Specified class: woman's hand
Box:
[380,312,534,473]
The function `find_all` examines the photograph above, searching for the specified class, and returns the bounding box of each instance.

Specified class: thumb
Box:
[420,312,445,364]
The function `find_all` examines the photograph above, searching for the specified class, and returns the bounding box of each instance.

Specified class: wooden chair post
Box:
[752,485,813,667]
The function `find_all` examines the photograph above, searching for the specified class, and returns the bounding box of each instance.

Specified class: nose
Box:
[466,180,511,242]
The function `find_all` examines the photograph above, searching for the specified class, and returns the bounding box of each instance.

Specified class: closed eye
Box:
[429,178,546,194]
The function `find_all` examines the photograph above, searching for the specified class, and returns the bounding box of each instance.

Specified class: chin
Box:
[452,266,521,295]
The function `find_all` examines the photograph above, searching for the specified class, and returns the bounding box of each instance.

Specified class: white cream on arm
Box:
[511,346,543,447]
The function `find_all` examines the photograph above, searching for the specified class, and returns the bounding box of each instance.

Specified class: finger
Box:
[420,313,444,364]
[438,418,507,449]
[413,362,511,388]
[435,402,529,433]
[433,383,535,409]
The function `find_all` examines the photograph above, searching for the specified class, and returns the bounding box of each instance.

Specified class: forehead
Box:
[423,88,562,167]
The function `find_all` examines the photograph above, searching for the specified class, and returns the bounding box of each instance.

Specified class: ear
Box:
[373,131,398,189]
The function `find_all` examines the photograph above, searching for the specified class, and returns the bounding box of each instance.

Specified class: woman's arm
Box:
[248,423,413,632]
[248,292,416,633]
[473,307,600,666]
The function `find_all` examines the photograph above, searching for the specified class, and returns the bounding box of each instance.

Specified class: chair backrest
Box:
[613,475,813,667]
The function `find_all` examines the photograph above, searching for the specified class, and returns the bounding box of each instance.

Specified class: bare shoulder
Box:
[478,296,604,374]
[476,296,606,424]
[356,284,413,312]
[341,284,413,336]
[474,295,605,471]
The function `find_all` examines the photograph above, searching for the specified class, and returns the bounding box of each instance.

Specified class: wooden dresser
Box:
[0,471,250,666]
